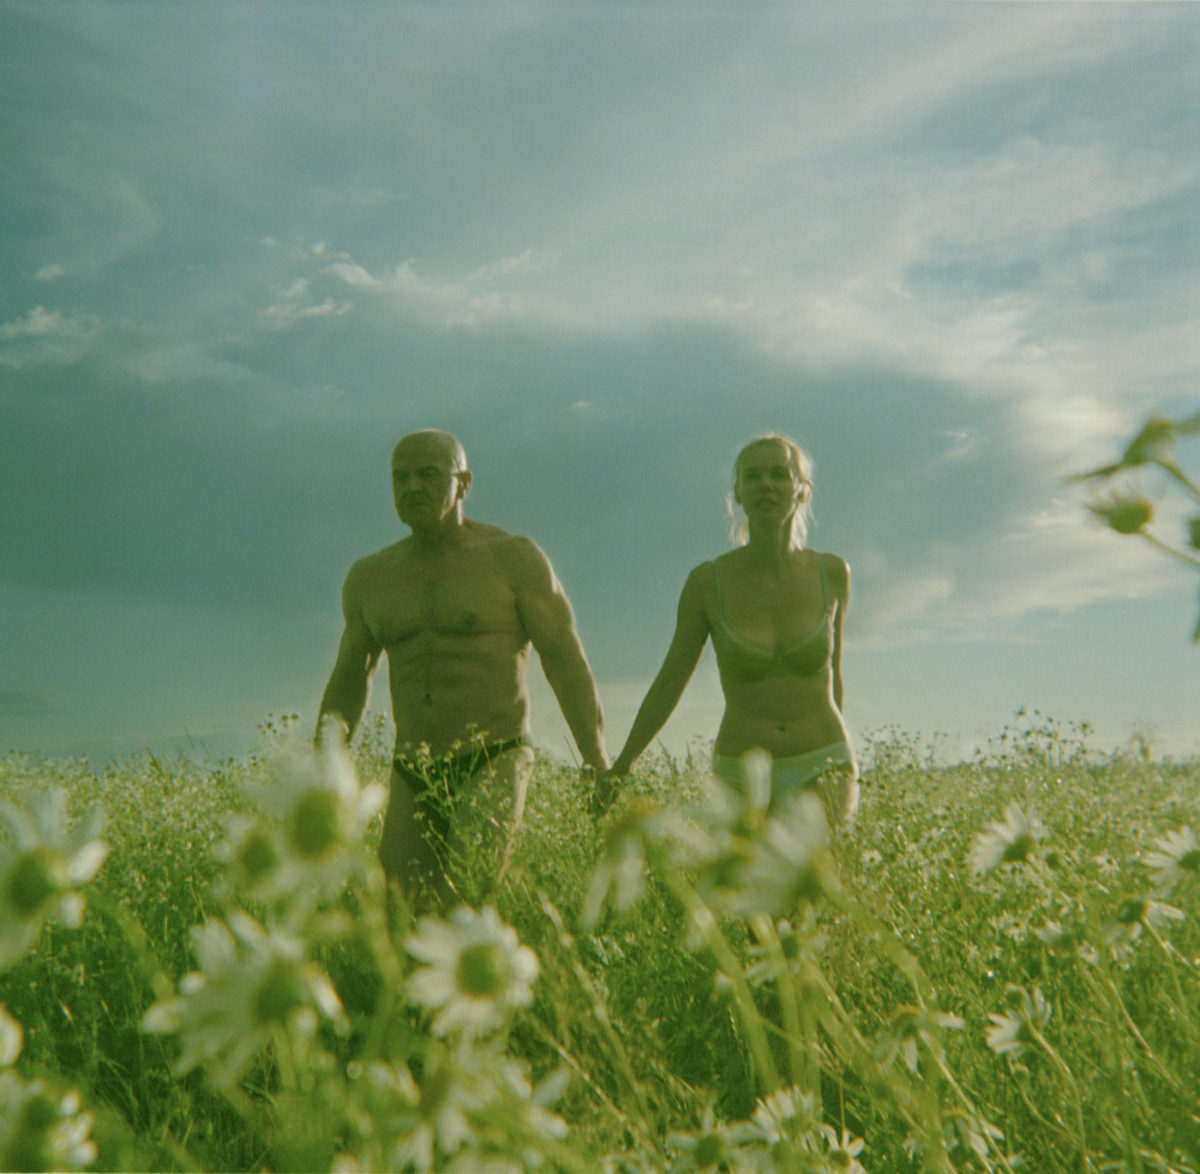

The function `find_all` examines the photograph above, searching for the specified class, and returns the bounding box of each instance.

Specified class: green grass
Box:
[1,711,1197,1172]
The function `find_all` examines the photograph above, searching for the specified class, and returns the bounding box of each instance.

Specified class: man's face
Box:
[391,437,467,527]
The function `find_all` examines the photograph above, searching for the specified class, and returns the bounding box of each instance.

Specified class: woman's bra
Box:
[710,553,833,682]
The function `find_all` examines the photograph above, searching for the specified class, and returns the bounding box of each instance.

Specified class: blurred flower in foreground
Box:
[671,769,832,921]
[969,803,1046,876]
[1142,825,1200,893]
[985,985,1051,1059]
[0,1076,98,1173]
[227,729,386,908]
[142,911,346,1089]
[876,1004,965,1075]
[1106,895,1185,948]
[339,1048,566,1173]
[406,906,539,1039]
[0,788,108,969]
[581,800,666,929]
[1086,491,1154,535]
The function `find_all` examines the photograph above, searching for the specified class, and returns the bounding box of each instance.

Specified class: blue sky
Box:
[2,3,1198,763]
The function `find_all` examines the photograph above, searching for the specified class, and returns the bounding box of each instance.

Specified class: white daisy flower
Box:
[1142,826,1200,893]
[738,1085,821,1147]
[1106,895,1186,946]
[229,733,386,910]
[406,906,539,1039]
[812,1124,867,1174]
[141,911,346,1089]
[0,787,108,969]
[581,800,666,929]
[985,985,1051,1059]
[0,1077,98,1172]
[969,803,1046,876]
[674,777,832,921]
[0,1003,22,1067]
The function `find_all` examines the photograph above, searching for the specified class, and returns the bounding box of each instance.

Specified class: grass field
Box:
[1,711,1197,1172]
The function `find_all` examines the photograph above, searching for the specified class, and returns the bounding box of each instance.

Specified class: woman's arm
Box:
[828,555,850,713]
[609,565,713,777]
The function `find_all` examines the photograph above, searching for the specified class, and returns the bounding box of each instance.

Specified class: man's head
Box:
[391,430,472,530]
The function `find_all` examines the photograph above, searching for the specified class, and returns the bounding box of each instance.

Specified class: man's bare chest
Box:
[361,558,522,648]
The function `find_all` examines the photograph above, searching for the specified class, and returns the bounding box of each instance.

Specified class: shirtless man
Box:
[317,429,608,905]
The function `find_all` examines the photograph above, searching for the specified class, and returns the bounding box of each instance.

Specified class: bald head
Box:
[393,429,468,474]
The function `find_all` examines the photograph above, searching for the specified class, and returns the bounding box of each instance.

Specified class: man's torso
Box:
[353,522,533,753]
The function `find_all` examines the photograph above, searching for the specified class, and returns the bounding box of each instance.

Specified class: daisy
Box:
[876,1005,965,1075]
[406,906,539,1039]
[812,1124,867,1174]
[0,1003,22,1067]
[1106,896,1185,946]
[141,911,346,1089]
[679,781,831,920]
[0,1078,98,1172]
[1142,826,1200,893]
[985,985,1051,1059]
[230,733,387,910]
[0,787,108,968]
[580,800,665,929]
[968,803,1046,876]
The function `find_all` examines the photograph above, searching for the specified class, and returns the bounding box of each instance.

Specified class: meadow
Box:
[1,710,1197,1173]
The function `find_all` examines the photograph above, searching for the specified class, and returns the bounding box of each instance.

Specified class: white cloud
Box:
[0,306,100,367]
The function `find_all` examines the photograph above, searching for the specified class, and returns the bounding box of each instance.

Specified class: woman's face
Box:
[735,441,805,517]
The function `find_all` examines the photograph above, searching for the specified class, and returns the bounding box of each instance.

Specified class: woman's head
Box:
[728,433,814,547]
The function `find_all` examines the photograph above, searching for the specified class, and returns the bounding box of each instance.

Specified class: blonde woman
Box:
[604,434,857,824]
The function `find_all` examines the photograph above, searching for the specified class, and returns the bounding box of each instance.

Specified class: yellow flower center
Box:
[455,943,510,997]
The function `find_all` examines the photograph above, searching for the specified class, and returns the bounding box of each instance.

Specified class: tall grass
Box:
[1,711,1197,1172]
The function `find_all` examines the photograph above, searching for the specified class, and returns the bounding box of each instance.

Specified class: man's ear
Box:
[456,470,473,500]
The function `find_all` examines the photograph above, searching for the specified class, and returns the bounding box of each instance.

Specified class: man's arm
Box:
[510,540,608,770]
[317,563,383,744]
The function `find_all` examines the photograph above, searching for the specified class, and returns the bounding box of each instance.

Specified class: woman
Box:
[605,433,858,824]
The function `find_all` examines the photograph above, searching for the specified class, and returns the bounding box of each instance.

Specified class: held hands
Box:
[590,762,630,817]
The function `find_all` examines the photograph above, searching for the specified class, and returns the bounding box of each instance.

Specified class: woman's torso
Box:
[706,548,849,758]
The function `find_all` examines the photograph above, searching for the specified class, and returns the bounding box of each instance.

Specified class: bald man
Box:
[317,429,608,906]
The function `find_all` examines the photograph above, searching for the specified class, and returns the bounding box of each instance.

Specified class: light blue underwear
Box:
[712,741,858,814]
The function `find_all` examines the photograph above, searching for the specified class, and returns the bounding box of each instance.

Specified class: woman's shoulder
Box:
[811,549,850,590]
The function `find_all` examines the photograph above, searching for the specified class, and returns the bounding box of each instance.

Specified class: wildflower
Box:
[142,912,346,1089]
[0,1004,21,1067]
[905,1108,1004,1165]
[678,777,832,920]
[742,1085,821,1147]
[0,1078,98,1173]
[581,800,663,929]
[811,1124,867,1174]
[876,1005,965,1074]
[985,984,1051,1059]
[969,803,1046,875]
[1106,895,1185,946]
[1087,492,1154,535]
[0,788,108,969]
[667,1101,739,1172]
[745,913,824,988]
[1143,826,1200,893]
[406,906,539,1039]
[232,734,386,909]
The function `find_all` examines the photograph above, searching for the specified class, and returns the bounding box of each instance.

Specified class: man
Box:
[317,429,608,906]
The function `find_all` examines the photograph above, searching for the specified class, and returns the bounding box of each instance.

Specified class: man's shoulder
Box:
[345,540,407,583]
[466,520,544,561]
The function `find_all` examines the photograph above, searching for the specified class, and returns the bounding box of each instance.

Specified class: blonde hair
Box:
[727,433,814,547]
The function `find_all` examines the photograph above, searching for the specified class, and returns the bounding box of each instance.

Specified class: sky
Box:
[2,2,1198,766]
